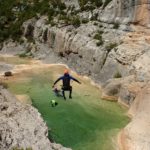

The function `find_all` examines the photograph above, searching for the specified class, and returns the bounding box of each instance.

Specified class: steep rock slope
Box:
[102,0,150,26]
[0,86,71,150]
[119,83,150,150]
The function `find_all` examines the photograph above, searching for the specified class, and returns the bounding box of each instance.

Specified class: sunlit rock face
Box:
[101,0,150,27]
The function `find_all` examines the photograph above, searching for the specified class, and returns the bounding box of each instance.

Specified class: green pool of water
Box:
[5,65,129,150]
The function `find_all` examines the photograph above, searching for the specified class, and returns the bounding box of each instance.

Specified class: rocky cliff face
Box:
[0,86,71,150]
[101,0,150,27]
[119,83,150,150]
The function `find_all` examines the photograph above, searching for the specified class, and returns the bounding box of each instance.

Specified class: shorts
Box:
[62,86,72,91]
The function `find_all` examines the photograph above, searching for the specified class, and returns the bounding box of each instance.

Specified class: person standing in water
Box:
[52,69,81,100]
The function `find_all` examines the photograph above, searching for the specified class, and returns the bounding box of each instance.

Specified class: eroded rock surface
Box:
[119,84,150,150]
[0,86,71,150]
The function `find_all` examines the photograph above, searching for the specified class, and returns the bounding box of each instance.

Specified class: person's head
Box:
[64,69,69,75]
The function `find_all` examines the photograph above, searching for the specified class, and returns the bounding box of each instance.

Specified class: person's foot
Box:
[69,96,72,99]
[64,97,66,100]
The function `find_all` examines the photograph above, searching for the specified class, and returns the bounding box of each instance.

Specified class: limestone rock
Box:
[101,0,150,27]
[0,86,71,150]
[101,78,122,101]
[0,63,13,75]
[101,76,143,107]
[62,0,79,9]
[119,83,150,150]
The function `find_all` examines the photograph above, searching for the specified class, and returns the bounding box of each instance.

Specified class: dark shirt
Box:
[53,74,80,87]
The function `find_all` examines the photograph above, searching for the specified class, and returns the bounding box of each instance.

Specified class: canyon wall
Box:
[101,0,150,27]
[0,86,71,150]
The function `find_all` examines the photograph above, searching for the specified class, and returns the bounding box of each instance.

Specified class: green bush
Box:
[0,0,57,42]
[79,0,103,8]
[93,30,103,40]
[91,13,98,21]
[58,52,64,57]
[99,24,103,28]
[50,21,57,27]
[18,52,27,58]
[82,18,89,24]
[96,40,103,46]
[71,17,81,27]
[94,34,102,40]
[95,1,103,7]
[94,22,98,26]
[94,30,104,46]
[58,2,66,10]
[113,71,122,78]
[113,22,120,29]
[81,4,95,11]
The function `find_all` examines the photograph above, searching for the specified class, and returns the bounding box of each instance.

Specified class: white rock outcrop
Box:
[0,86,71,150]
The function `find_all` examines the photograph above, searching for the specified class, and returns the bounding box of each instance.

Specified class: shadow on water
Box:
[4,65,129,150]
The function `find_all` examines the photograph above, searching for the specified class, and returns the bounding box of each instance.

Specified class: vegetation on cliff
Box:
[0,0,112,42]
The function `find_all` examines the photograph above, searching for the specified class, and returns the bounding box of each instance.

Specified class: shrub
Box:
[91,13,98,21]
[58,52,64,57]
[94,30,104,46]
[93,30,103,40]
[94,22,98,26]
[81,4,95,11]
[113,71,122,78]
[99,24,103,28]
[113,22,120,29]
[95,1,103,7]
[58,2,66,10]
[79,0,103,8]
[82,18,89,24]
[71,17,81,27]
[50,21,57,26]
[94,34,102,40]
[96,40,103,46]
[19,52,27,58]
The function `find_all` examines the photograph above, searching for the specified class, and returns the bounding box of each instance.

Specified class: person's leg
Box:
[69,86,72,99]
[62,90,66,100]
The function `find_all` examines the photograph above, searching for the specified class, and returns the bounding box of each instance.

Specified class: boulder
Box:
[4,71,12,77]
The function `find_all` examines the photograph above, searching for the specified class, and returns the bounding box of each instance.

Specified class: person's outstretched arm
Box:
[53,76,63,87]
[70,76,81,84]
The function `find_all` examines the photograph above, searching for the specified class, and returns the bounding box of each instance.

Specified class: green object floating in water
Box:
[51,99,58,107]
